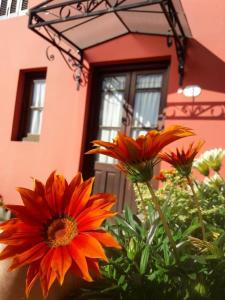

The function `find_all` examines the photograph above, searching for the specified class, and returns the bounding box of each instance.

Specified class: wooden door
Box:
[83,64,168,212]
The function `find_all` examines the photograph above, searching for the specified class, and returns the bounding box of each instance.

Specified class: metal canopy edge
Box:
[28,0,192,88]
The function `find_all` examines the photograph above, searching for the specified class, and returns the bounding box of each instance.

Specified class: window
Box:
[97,71,165,164]
[11,69,47,142]
[0,0,28,19]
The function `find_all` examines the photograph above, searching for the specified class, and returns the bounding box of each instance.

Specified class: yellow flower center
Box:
[47,217,77,247]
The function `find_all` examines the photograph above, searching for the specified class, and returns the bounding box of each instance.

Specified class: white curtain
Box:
[28,79,46,135]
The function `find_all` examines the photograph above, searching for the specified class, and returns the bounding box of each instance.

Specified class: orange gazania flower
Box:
[87,125,194,182]
[159,141,204,176]
[0,172,120,297]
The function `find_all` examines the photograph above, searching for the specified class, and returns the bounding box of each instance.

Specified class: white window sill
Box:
[0,9,28,21]
[22,134,40,142]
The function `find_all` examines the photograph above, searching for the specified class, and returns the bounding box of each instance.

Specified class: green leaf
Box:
[182,222,201,237]
[118,275,126,286]
[162,241,170,265]
[194,282,207,296]
[139,246,150,275]
[146,219,159,245]
[115,216,137,235]
[124,204,135,226]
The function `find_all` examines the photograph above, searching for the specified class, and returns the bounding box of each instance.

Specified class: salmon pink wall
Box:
[0,10,87,204]
[165,0,225,160]
[0,0,224,204]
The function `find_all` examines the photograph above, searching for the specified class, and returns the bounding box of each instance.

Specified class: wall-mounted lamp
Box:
[177,85,202,98]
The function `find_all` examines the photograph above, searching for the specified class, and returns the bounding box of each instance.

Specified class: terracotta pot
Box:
[0,244,80,300]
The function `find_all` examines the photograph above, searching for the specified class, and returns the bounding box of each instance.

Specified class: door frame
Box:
[81,60,170,179]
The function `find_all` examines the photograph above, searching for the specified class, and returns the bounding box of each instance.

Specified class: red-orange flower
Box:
[0,172,120,297]
[154,171,167,182]
[87,125,194,182]
[159,141,204,176]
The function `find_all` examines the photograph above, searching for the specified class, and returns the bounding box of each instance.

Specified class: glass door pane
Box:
[131,73,163,138]
[97,75,126,163]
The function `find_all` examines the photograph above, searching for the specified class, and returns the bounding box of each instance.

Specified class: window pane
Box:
[99,91,123,127]
[132,91,161,128]
[21,0,28,10]
[102,76,126,91]
[136,74,163,88]
[97,75,126,163]
[10,0,17,14]
[28,79,46,135]
[32,79,46,107]
[0,0,8,16]
[98,129,118,164]
[29,110,42,134]
[132,73,163,139]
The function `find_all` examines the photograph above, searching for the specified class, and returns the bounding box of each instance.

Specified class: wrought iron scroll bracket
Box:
[29,14,87,90]
[162,0,187,86]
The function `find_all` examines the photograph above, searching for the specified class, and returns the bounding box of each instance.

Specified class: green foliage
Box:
[67,148,225,300]
[134,170,225,231]
[68,206,225,300]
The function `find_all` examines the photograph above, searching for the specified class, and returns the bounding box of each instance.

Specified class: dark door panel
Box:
[93,162,128,211]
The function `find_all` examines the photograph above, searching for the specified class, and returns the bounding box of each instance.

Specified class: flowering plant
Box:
[1,125,225,300]
[0,172,120,297]
[80,126,225,300]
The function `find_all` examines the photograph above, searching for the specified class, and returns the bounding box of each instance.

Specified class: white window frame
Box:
[0,0,28,20]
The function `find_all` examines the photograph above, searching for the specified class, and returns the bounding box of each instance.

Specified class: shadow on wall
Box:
[167,39,225,120]
[0,253,80,300]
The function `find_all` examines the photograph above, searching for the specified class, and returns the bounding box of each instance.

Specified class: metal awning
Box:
[28,0,192,88]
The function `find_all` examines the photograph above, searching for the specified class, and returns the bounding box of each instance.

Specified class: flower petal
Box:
[68,242,93,282]
[51,247,72,285]
[0,218,20,230]
[86,148,121,160]
[40,248,57,297]
[72,233,108,262]
[62,173,83,211]
[25,260,40,297]
[76,195,116,222]
[45,172,67,215]
[8,242,47,271]
[34,178,45,197]
[0,225,42,245]
[86,193,116,210]
[0,242,39,260]
[6,205,40,225]
[0,245,21,260]
[86,231,121,249]
[77,210,117,232]
[66,177,94,217]
[16,187,51,221]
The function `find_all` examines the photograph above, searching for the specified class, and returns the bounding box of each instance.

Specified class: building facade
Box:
[0,0,225,209]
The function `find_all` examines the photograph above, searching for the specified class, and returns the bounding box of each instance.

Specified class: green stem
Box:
[146,181,179,264]
[135,183,148,222]
[186,175,206,241]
